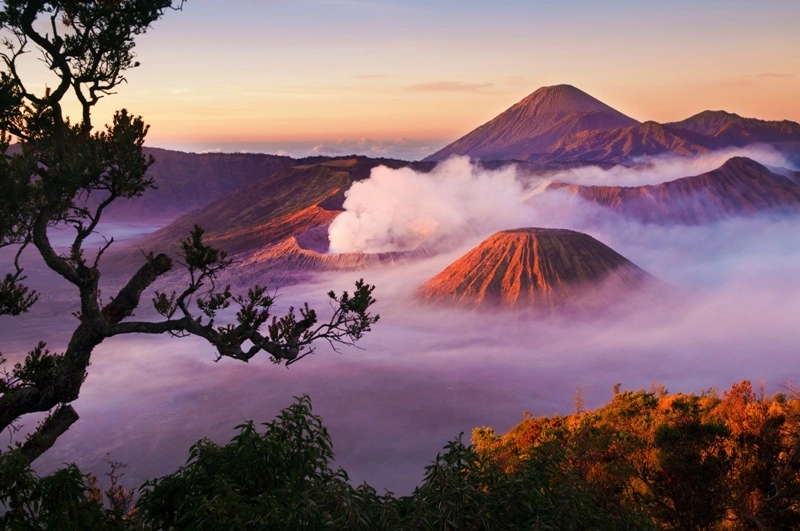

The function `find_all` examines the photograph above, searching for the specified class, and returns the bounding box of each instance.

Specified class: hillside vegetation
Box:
[3,381,798,529]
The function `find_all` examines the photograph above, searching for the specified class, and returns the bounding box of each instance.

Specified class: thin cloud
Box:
[406,81,494,93]
[306,138,442,161]
[759,73,794,79]
[354,74,389,80]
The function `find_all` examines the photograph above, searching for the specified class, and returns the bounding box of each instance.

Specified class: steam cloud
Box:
[328,157,533,253]
[328,147,796,255]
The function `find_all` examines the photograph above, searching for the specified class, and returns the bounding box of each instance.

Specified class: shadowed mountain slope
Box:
[536,121,711,163]
[666,110,800,146]
[548,157,800,224]
[101,148,295,220]
[424,85,639,162]
[419,228,654,310]
[115,157,410,262]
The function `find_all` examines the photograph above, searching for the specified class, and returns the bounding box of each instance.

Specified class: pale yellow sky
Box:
[13,0,800,159]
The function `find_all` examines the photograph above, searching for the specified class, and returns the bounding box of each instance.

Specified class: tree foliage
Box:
[1,382,798,529]
[474,381,800,530]
[135,395,397,530]
[0,0,378,465]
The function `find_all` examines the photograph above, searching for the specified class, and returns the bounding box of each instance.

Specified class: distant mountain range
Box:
[100,84,800,312]
[101,84,800,237]
[108,155,800,280]
[425,85,800,163]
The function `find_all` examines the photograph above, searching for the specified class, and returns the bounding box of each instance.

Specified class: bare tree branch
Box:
[18,405,79,462]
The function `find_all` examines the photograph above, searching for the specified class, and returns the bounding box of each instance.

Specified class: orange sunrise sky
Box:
[17,0,800,160]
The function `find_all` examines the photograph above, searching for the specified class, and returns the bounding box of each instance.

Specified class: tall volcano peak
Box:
[514,84,627,116]
[424,85,639,162]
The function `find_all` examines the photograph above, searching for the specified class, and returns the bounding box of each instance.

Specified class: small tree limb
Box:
[18,405,79,462]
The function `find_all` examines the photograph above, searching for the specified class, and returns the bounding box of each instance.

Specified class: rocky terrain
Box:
[547,157,800,224]
[418,228,656,311]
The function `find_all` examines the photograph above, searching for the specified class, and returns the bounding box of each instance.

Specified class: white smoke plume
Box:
[328,147,796,255]
[328,156,532,253]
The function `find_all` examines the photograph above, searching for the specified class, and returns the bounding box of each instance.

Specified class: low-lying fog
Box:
[3,151,800,495]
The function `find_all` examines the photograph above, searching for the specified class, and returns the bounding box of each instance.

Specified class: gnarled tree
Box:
[0,0,378,463]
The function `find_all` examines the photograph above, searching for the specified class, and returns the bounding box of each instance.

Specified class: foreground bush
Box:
[135,395,396,530]
[2,382,798,529]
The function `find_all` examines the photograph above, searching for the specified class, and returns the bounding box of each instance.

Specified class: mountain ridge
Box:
[547,156,800,224]
[424,86,800,163]
[534,120,712,163]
